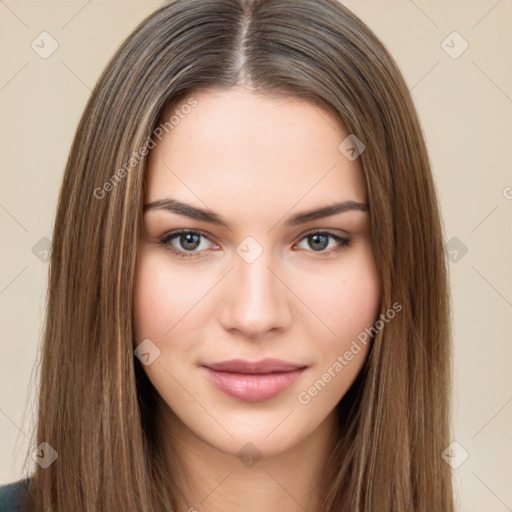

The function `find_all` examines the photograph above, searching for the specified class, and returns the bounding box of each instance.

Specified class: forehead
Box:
[145,87,367,215]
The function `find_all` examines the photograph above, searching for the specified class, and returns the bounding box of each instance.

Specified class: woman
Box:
[0,0,454,510]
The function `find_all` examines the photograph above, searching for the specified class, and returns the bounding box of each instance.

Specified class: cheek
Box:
[335,261,380,341]
[296,250,380,407]
[298,247,381,345]
[133,250,197,342]
[133,257,165,342]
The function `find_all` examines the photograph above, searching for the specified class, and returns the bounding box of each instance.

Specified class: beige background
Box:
[1,1,511,510]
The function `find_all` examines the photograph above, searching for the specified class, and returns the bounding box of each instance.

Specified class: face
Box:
[133,86,381,459]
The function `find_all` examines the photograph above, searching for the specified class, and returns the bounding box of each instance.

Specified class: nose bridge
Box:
[219,237,291,336]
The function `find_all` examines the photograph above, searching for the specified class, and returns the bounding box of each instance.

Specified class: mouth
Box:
[200,358,308,402]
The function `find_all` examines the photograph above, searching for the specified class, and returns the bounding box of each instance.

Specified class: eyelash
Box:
[158,230,352,260]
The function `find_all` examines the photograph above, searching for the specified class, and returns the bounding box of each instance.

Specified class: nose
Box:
[218,247,293,339]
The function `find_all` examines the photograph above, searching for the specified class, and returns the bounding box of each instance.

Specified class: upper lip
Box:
[201,358,307,374]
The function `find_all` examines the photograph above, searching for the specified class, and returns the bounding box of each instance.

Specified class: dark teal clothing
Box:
[0,478,31,512]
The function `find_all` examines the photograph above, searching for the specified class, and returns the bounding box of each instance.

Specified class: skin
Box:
[133,86,381,512]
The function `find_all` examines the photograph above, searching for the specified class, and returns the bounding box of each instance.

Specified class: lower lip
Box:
[201,367,306,402]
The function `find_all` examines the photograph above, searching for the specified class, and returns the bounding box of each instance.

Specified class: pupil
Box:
[178,234,329,252]
[310,234,328,251]
[181,233,200,250]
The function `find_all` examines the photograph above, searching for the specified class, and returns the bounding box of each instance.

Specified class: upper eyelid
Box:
[162,229,350,247]
[162,229,217,245]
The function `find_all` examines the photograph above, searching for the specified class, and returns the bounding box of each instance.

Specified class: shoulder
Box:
[0,478,31,512]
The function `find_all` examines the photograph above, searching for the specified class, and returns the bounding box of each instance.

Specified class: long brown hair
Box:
[21,0,454,510]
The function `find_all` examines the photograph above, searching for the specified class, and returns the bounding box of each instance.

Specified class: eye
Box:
[159,229,352,260]
[295,231,352,255]
[159,230,217,259]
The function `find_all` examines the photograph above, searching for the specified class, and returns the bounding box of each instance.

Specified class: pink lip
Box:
[201,358,308,402]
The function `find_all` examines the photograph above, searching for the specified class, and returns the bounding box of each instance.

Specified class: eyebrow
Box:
[143,197,368,228]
